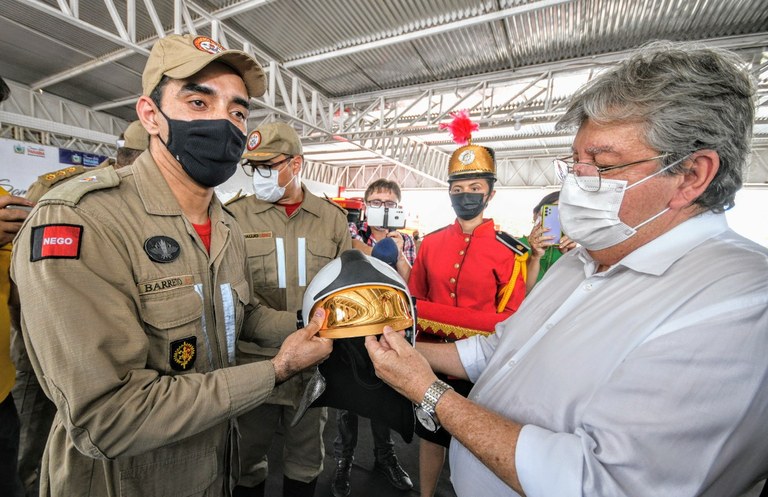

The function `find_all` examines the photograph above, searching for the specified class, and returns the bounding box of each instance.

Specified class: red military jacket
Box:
[409,219,526,340]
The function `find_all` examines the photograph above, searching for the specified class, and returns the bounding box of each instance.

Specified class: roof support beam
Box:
[283,0,573,68]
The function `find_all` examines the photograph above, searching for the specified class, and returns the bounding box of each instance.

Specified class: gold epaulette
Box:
[37,165,87,188]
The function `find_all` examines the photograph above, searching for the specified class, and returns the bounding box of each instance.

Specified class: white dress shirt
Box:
[451,212,768,497]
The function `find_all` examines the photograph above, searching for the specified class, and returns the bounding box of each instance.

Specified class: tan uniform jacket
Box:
[11,151,295,497]
[226,186,350,405]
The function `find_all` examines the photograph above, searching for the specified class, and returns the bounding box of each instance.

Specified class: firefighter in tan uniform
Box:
[10,34,331,497]
[11,120,149,497]
[226,122,351,497]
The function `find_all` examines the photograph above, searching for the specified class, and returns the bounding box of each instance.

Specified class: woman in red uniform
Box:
[408,112,529,497]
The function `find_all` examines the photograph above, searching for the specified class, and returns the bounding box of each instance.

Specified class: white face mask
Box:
[559,158,683,250]
[251,165,291,203]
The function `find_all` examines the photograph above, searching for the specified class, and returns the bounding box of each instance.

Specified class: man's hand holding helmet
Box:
[365,327,437,404]
[271,308,333,384]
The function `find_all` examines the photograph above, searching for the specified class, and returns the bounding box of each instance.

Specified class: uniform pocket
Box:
[140,287,204,374]
[306,239,338,280]
[245,238,278,288]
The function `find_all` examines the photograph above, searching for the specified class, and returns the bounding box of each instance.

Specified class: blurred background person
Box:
[523,191,576,292]
[0,75,32,497]
[227,122,350,497]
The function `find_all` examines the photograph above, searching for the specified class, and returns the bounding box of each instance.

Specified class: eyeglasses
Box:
[241,156,293,177]
[554,154,669,192]
[366,199,398,208]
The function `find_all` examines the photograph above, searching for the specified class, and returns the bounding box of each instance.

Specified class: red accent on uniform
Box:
[193,219,212,253]
[282,202,301,217]
[40,225,82,258]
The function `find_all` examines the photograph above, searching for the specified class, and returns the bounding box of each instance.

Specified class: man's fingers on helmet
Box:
[304,308,326,336]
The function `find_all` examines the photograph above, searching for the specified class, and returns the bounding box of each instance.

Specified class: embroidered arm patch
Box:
[30,224,84,261]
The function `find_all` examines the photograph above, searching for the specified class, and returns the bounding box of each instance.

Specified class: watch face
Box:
[415,406,438,432]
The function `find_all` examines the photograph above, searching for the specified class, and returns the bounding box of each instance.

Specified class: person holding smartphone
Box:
[408,118,529,497]
[523,191,577,292]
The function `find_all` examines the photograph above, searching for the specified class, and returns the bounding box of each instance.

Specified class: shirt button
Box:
[584,283,593,291]
[450,292,456,298]
[449,277,456,284]
[459,250,465,255]
[453,263,460,269]
[464,237,470,243]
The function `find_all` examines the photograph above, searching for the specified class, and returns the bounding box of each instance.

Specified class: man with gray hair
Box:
[364,41,768,497]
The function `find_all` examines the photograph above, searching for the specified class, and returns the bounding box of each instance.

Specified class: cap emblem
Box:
[193,36,225,55]
[246,130,262,151]
[458,149,475,165]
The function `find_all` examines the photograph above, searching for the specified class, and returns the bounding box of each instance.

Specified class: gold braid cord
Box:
[417,318,493,340]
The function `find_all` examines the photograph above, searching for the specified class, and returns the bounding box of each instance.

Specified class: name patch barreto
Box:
[138,275,195,295]
[30,224,83,261]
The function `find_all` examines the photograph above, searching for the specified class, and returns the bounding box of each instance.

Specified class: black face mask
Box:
[450,192,487,220]
[159,109,245,187]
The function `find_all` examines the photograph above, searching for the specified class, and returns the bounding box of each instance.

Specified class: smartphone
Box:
[6,204,33,212]
[366,205,407,229]
[540,204,561,245]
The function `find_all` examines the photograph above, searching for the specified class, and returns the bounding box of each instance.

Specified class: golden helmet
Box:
[302,250,415,340]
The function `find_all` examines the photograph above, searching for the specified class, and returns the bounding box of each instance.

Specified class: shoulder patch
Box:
[496,231,529,256]
[30,224,83,261]
[39,166,120,205]
[36,166,87,188]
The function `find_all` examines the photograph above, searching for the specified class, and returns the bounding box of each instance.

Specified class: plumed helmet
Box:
[302,250,415,340]
[440,110,496,182]
[447,144,496,181]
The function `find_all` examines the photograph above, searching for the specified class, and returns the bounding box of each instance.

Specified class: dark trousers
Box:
[333,409,394,462]
[0,394,24,497]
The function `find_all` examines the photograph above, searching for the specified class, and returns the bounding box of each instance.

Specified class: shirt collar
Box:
[451,218,496,237]
[130,150,230,227]
[576,212,730,276]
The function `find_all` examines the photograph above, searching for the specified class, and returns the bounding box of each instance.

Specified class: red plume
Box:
[439,110,478,146]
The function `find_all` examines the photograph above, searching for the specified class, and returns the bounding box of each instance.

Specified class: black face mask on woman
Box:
[450,192,487,220]
[158,108,246,187]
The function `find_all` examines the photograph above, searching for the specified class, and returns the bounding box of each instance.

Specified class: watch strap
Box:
[421,379,453,416]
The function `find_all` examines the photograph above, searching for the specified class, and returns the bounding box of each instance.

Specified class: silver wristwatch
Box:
[414,379,453,432]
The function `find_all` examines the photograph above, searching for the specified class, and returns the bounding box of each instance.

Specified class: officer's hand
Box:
[271,309,332,384]
[365,326,436,404]
[0,195,34,246]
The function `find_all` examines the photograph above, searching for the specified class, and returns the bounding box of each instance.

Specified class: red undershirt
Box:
[282,202,301,217]
[192,219,212,253]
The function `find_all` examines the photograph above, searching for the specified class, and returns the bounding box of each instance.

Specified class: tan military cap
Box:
[122,121,149,151]
[242,122,303,161]
[142,34,266,98]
